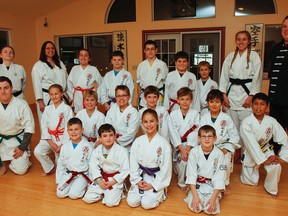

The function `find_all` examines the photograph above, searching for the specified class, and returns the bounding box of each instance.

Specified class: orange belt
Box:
[48,113,65,142]
[72,86,94,108]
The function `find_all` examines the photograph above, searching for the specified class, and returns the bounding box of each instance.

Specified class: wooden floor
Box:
[0,107,288,216]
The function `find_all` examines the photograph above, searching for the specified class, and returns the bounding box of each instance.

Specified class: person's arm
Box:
[13,133,32,159]
[190,184,202,212]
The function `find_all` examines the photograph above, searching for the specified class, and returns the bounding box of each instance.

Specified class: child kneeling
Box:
[83,124,129,207]
[56,118,93,199]
[185,125,226,215]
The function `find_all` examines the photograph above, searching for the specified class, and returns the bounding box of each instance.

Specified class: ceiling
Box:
[0,0,79,19]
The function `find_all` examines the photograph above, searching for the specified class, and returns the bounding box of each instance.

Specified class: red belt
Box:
[197,176,211,183]
[168,98,179,114]
[59,170,92,191]
[181,125,198,142]
[100,169,120,190]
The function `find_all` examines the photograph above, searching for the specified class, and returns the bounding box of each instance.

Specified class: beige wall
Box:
[0,13,37,103]
[1,0,288,104]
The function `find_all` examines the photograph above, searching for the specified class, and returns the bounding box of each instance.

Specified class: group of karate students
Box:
[0,35,288,215]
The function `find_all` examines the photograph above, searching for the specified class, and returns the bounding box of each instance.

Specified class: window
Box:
[153,0,215,20]
[263,25,282,73]
[106,0,136,23]
[58,34,113,76]
[235,0,276,16]
[0,29,10,64]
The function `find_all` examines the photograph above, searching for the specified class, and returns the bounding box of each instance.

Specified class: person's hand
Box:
[264,155,276,165]
[138,181,153,191]
[97,178,107,190]
[242,95,253,109]
[191,196,202,212]
[180,148,189,162]
[38,99,46,112]
[13,147,24,159]
[206,197,217,213]
[104,102,110,111]
[223,94,230,108]
[221,149,229,155]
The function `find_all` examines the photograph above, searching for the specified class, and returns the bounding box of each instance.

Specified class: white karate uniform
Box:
[105,104,140,151]
[168,108,200,187]
[164,70,200,112]
[67,65,102,113]
[137,58,168,107]
[76,108,105,147]
[32,60,68,122]
[200,111,240,185]
[127,133,172,210]
[56,139,93,199]
[139,106,170,142]
[99,69,134,106]
[83,143,129,207]
[34,102,73,174]
[0,63,26,99]
[219,50,262,129]
[240,114,288,195]
[185,145,226,215]
[197,77,218,117]
[0,97,35,175]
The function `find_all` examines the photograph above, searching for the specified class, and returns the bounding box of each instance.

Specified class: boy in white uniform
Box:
[76,90,105,147]
[34,84,73,176]
[0,76,35,175]
[56,117,93,199]
[139,85,169,141]
[0,46,26,99]
[100,51,134,111]
[240,93,288,197]
[164,51,200,113]
[67,49,102,114]
[168,87,200,189]
[197,61,218,117]
[83,124,129,207]
[105,85,140,151]
[185,125,226,215]
[200,89,240,187]
[137,40,168,108]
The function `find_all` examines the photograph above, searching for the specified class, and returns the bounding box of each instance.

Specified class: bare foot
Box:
[0,164,7,175]
[42,166,56,177]
[223,188,231,196]
[179,186,188,191]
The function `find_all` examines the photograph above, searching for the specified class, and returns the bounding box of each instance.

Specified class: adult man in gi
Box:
[0,76,35,175]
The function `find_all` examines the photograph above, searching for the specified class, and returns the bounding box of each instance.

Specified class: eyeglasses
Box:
[200,135,214,140]
[116,94,129,98]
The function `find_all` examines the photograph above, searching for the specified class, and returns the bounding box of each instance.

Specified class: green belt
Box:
[0,129,24,144]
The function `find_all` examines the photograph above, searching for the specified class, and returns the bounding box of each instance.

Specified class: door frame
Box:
[142,27,226,75]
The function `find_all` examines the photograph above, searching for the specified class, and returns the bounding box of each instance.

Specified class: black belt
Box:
[12,90,23,97]
[227,78,252,96]
[42,88,69,105]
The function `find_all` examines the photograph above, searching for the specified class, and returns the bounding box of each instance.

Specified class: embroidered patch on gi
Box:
[266,127,272,137]
[188,78,193,86]
[220,165,227,170]
[220,120,227,127]
[83,146,89,153]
